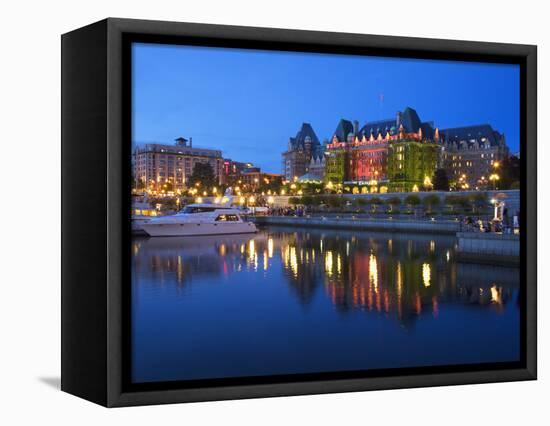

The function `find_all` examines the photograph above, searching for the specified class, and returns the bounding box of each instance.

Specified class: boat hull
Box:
[141,221,257,237]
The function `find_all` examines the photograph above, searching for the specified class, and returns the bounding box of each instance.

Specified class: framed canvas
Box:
[61,18,537,407]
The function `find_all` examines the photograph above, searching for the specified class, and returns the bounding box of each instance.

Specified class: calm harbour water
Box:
[131,226,520,384]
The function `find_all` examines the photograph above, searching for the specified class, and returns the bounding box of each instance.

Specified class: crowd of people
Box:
[267,206,308,217]
[461,208,520,234]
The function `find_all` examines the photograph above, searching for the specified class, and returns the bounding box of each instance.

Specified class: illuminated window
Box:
[215,214,240,222]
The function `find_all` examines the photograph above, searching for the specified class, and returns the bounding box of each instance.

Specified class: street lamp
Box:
[458,174,468,191]
[489,173,500,190]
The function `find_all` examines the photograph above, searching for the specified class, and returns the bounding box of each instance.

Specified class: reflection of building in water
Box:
[273,229,519,328]
[279,233,324,305]
[132,235,258,286]
[132,229,519,321]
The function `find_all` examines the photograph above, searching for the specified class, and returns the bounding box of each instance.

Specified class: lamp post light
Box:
[489,173,500,190]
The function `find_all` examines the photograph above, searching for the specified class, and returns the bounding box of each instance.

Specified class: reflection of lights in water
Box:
[422,263,431,287]
[320,239,323,253]
[312,249,315,263]
[325,251,333,276]
[337,254,342,275]
[248,240,258,270]
[490,285,502,305]
[133,243,140,255]
[289,246,298,277]
[283,245,290,266]
[176,255,184,282]
[432,296,439,317]
[446,250,450,261]
[396,262,403,296]
[346,241,350,256]
[396,261,403,317]
[267,238,274,258]
[388,239,393,253]
[369,254,378,293]
[219,244,226,257]
[240,244,245,254]
[263,252,268,271]
[429,240,435,253]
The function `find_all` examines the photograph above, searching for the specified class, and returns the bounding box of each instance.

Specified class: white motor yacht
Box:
[141,203,257,237]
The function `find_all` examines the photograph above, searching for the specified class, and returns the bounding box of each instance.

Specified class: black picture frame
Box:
[61,17,537,407]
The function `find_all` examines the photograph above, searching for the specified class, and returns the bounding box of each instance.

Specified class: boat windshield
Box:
[180,206,218,214]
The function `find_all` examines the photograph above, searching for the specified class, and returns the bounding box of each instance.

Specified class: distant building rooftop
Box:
[440,124,504,147]
[134,141,222,158]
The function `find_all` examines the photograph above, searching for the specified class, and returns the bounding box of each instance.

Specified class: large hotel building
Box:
[283,107,511,192]
[324,107,439,192]
[133,137,224,191]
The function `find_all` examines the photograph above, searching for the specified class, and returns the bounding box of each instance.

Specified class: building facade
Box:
[240,169,284,191]
[307,153,326,180]
[440,125,509,189]
[324,108,438,192]
[222,159,255,185]
[324,119,353,183]
[387,138,440,192]
[133,137,224,192]
[349,118,393,183]
[385,108,440,192]
[282,123,322,181]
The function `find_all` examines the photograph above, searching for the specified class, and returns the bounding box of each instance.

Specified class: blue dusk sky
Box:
[132,43,520,174]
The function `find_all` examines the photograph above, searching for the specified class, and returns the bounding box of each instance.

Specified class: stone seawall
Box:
[456,232,520,265]
[252,216,460,234]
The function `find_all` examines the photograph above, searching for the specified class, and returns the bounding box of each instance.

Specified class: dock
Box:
[456,232,520,265]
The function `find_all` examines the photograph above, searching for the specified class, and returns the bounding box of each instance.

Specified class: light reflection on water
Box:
[131,227,520,384]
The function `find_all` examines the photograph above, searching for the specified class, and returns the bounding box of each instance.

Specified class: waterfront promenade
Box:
[252,215,460,234]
